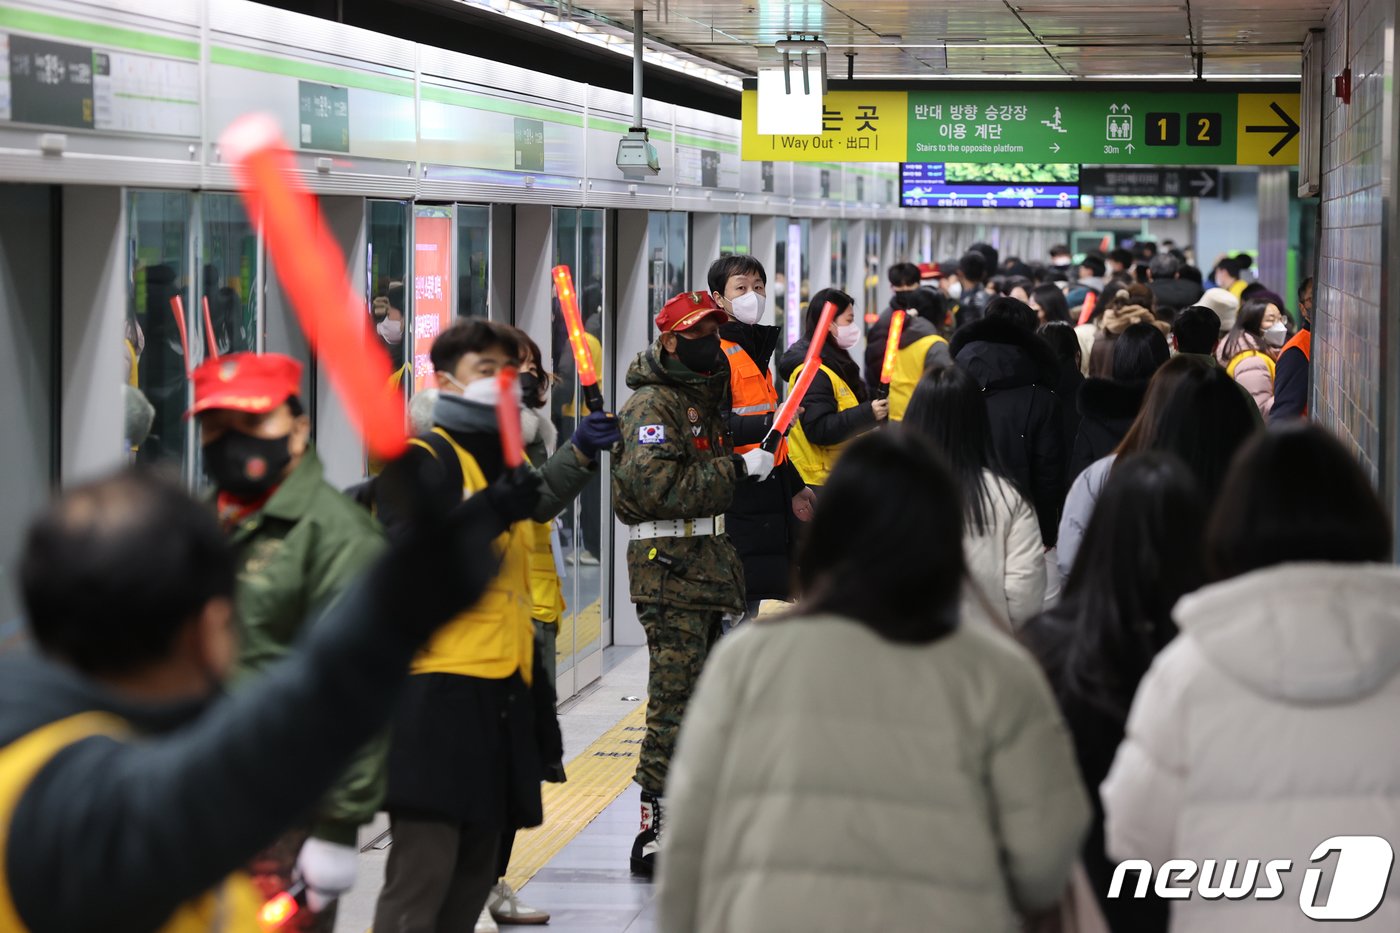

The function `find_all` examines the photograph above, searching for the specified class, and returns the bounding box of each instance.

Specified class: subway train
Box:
[0,0,1181,698]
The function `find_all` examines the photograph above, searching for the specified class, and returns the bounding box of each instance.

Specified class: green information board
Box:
[298,81,349,153]
[906,89,1298,166]
[514,117,544,171]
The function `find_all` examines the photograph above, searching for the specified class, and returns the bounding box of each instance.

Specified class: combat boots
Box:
[631,792,664,876]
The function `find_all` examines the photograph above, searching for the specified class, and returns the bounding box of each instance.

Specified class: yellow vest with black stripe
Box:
[0,713,262,932]
[786,363,860,486]
[523,453,565,626]
[888,334,947,423]
[409,429,535,684]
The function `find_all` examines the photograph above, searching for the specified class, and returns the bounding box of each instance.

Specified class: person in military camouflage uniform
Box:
[612,291,774,877]
[191,352,384,930]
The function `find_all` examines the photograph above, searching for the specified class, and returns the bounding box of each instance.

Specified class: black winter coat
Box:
[1021,614,1170,933]
[1049,361,1085,470]
[951,317,1066,545]
[720,320,804,601]
[776,339,878,459]
[1067,378,1148,483]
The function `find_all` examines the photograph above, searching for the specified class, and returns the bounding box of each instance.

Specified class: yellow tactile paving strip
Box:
[503,702,646,890]
[554,599,602,668]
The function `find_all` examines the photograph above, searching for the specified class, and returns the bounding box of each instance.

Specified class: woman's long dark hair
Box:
[1206,424,1391,581]
[1027,452,1207,722]
[797,430,964,644]
[903,366,1015,534]
[1033,284,1070,324]
[1143,364,1258,504]
[1114,355,1209,457]
[1038,321,1081,374]
[1110,321,1170,383]
[802,287,867,402]
[1220,298,1270,360]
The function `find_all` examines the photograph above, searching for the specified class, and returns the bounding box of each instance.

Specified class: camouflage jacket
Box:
[225,446,386,844]
[613,346,746,614]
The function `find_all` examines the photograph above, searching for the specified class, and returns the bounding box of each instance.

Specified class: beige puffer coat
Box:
[658,615,1090,933]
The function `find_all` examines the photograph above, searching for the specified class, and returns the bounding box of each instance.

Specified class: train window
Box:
[199,194,258,359]
[128,190,193,475]
[367,200,410,392]
[456,205,490,320]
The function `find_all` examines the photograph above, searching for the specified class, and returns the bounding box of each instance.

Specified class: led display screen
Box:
[900,162,1079,209]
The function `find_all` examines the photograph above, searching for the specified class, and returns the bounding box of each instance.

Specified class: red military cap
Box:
[655,291,726,334]
[189,352,303,417]
[918,262,942,281]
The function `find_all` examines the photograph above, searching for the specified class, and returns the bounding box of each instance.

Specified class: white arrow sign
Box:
[1050,142,1060,153]
[1109,103,1119,113]
[1188,170,1216,197]
[1125,143,1136,153]
[1122,104,1132,113]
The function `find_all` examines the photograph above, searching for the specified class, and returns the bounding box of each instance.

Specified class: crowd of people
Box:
[2,236,1380,933]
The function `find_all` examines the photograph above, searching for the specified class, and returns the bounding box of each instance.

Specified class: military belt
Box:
[628,516,726,540]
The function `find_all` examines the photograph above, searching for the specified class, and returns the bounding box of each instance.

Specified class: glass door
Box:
[552,207,609,697]
[646,211,688,341]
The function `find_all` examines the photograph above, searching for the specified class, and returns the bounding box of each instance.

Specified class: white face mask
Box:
[945,280,963,300]
[728,291,766,326]
[1264,321,1288,347]
[377,317,404,344]
[833,320,862,350]
[440,371,521,407]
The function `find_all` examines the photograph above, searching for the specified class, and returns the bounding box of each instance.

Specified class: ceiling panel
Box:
[520,0,1330,79]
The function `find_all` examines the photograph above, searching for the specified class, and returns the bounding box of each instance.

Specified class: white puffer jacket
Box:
[658,616,1089,933]
[962,471,1046,630]
[1102,563,1400,932]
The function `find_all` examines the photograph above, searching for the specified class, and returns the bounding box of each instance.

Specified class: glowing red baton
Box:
[877,309,906,400]
[1076,289,1097,327]
[168,296,192,376]
[219,114,406,460]
[201,295,220,360]
[552,265,604,413]
[761,300,839,454]
[497,367,524,469]
[258,881,304,929]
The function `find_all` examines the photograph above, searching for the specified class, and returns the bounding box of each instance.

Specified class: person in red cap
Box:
[611,291,772,877]
[190,351,385,930]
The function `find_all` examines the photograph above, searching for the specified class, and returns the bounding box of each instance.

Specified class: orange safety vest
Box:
[1281,328,1312,361]
[721,339,787,466]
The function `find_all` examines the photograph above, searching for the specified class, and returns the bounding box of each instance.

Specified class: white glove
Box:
[294,837,359,912]
[739,448,775,482]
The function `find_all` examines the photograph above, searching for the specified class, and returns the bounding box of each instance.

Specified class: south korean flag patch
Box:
[638,424,667,445]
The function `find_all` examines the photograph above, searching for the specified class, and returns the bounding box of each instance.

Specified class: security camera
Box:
[617,127,660,179]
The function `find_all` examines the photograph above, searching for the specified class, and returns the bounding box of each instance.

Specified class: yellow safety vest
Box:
[408,430,535,684]
[888,334,948,423]
[0,713,262,933]
[561,332,604,419]
[522,452,565,627]
[786,363,860,487]
[1226,349,1276,381]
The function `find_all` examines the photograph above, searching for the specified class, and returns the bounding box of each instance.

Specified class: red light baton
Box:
[259,881,304,929]
[201,295,220,360]
[1076,289,1097,327]
[877,309,906,401]
[761,300,838,454]
[552,265,604,413]
[168,296,192,376]
[219,113,406,460]
[496,367,524,469]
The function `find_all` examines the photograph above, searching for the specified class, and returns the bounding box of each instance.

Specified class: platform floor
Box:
[336,644,657,932]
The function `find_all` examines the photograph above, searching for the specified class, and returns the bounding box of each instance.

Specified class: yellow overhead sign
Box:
[1235,93,1301,166]
[741,90,908,163]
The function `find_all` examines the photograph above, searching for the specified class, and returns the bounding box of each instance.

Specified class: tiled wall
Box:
[1314,0,1390,486]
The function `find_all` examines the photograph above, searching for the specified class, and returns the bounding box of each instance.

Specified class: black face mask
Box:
[673,333,723,375]
[519,371,546,409]
[203,429,293,498]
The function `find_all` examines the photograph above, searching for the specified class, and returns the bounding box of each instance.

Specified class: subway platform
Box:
[337,645,660,933]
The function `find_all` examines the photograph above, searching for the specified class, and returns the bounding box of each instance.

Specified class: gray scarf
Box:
[432,393,497,434]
